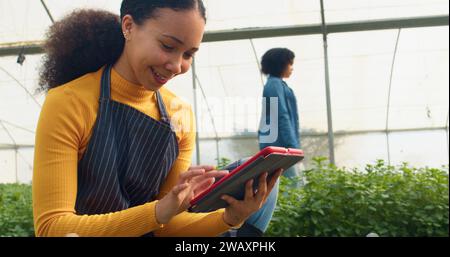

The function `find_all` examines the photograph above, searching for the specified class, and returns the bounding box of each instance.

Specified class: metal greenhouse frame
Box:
[0,3,448,176]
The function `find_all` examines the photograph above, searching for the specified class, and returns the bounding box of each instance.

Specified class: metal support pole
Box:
[192,58,201,165]
[194,73,221,166]
[40,0,55,24]
[215,138,220,166]
[250,39,265,87]
[386,29,402,165]
[0,67,42,108]
[2,16,448,57]
[446,113,449,163]
[15,148,18,183]
[249,39,266,137]
[320,0,335,165]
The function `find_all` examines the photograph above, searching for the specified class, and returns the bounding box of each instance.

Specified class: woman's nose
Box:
[165,57,182,75]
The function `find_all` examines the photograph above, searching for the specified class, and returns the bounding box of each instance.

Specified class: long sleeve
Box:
[33,87,164,237]
[260,79,298,148]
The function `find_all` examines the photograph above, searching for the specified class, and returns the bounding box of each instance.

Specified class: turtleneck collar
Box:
[110,67,155,103]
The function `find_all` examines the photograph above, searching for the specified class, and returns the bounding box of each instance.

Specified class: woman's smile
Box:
[150,67,170,85]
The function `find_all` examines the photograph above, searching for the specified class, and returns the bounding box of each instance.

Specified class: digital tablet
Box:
[189,146,304,213]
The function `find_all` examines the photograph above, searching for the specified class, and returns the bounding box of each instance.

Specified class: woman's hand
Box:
[180,166,229,210]
[221,169,283,227]
[155,165,228,224]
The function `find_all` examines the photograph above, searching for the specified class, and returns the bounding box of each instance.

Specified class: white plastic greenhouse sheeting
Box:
[0,0,449,183]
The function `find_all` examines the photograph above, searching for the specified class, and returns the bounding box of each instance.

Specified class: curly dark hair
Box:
[120,0,206,25]
[260,48,295,78]
[38,0,206,92]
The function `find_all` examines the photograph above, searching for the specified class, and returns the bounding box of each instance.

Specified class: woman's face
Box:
[282,62,294,79]
[122,8,205,91]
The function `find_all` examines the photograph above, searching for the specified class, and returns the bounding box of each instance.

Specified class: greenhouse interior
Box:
[0,0,448,238]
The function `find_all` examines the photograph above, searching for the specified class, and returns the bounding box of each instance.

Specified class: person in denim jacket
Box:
[233,48,301,236]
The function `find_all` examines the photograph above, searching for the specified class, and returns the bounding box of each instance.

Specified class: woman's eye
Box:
[162,44,175,50]
[183,52,194,59]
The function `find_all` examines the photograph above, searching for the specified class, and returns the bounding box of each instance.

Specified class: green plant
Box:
[0,183,34,237]
[216,157,231,170]
[266,157,449,237]
[1,158,448,237]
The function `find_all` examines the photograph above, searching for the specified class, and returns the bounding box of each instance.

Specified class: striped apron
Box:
[74,65,179,236]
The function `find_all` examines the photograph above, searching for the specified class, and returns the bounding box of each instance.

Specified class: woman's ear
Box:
[121,14,134,41]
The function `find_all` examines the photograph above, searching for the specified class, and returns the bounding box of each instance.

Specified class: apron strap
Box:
[155,91,171,126]
[100,64,172,128]
[100,65,112,101]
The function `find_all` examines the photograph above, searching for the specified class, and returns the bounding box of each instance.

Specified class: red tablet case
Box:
[189,146,304,213]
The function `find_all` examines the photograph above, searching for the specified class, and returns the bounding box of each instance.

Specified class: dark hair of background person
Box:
[38,0,206,93]
[260,48,295,78]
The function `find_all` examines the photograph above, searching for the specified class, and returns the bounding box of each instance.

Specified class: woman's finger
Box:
[193,177,215,195]
[189,165,215,172]
[244,179,255,201]
[267,169,283,191]
[191,170,229,196]
[191,170,229,184]
[255,172,268,202]
[179,169,205,183]
[221,195,239,206]
[206,169,229,177]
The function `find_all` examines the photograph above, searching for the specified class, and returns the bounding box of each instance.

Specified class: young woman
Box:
[235,48,301,236]
[33,0,281,237]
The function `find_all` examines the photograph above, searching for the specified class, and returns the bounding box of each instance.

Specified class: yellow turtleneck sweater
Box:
[32,66,232,237]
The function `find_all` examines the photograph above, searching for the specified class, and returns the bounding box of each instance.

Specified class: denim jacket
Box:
[258,76,300,149]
